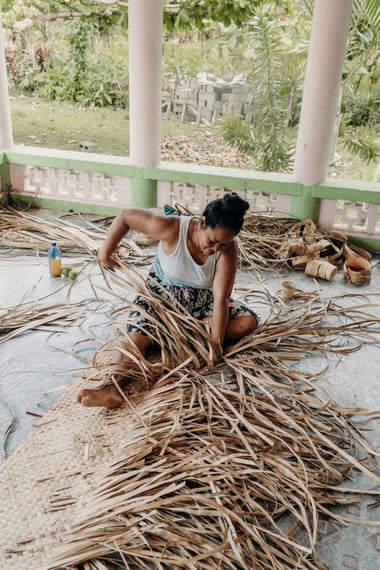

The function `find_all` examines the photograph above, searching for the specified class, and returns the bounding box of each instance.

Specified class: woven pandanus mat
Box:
[0,345,155,570]
[0,383,121,569]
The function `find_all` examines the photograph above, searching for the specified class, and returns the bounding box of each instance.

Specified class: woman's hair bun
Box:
[222,192,250,215]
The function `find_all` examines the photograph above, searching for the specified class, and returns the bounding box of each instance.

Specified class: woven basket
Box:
[344,257,372,285]
[304,259,338,281]
[281,280,296,300]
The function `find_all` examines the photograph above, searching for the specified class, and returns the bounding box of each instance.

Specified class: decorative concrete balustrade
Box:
[1,146,379,251]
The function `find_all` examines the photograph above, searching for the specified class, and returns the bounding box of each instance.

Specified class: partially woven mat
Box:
[1,292,380,570]
[0,379,130,569]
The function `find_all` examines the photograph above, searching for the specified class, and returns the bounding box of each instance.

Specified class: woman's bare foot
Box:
[77,384,124,408]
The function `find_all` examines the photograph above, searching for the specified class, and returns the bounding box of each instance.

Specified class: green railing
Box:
[1,146,379,251]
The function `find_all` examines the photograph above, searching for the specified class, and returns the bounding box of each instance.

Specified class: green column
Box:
[130,177,157,208]
[290,186,320,221]
[0,160,11,191]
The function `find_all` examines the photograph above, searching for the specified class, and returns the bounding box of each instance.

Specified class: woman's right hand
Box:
[97,247,118,270]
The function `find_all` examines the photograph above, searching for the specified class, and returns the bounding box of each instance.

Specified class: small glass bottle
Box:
[48,241,62,277]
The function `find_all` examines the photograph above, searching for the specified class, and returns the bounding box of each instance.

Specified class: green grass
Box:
[9,95,378,181]
[10,95,195,156]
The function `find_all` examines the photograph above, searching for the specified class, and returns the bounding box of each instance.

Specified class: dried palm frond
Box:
[86,259,216,386]
[0,206,153,265]
[238,215,351,272]
[0,299,88,344]
[41,262,380,570]
[2,204,369,275]
[238,213,301,271]
[44,371,380,569]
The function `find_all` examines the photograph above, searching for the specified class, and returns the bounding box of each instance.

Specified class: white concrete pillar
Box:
[294,0,352,185]
[0,19,13,149]
[129,0,162,166]
[374,161,380,183]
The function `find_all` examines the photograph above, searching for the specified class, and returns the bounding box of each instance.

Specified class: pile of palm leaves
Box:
[238,214,357,272]
[238,213,301,270]
[0,206,153,265]
[0,299,88,344]
[42,264,380,570]
[0,204,372,274]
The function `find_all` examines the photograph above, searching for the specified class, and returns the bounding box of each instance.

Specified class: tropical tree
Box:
[221,0,380,172]
[1,0,273,34]
[221,2,310,172]
[340,0,380,168]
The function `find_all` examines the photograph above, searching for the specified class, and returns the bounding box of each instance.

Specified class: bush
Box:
[368,86,380,126]
[80,61,128,108]
[341,89,380,128]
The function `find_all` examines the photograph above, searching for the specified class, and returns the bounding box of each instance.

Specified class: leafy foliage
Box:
[220,3,307,172]
[70,20,92,102]
[1,0,128,32]
[1,0,272,34]
[340,124,380,163]
[163,0,259,32]
[221,115,293,172]
[344,0,380,90]
[2,0,379,173]
[341,88,380,127]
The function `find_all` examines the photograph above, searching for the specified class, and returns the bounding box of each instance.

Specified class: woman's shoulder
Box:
[178,215,193,229]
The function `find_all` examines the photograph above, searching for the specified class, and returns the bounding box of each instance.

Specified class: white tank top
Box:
[153,216,216,289]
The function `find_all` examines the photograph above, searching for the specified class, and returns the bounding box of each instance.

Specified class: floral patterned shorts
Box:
[126,267,258,337]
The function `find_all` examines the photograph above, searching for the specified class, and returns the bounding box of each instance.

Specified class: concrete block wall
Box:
[173,74,255,124]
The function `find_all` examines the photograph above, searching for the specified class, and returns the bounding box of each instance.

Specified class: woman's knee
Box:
[241,314,258,335]
[227,315,258,339]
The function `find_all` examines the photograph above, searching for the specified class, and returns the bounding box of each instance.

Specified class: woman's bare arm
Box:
[209,240,238,357]
[98,209,178,268]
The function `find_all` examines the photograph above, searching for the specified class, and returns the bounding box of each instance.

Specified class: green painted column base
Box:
[131,178,157,208]
[290,186,320,221]
[0,161,11,190]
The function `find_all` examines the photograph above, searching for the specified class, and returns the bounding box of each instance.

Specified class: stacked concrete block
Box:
[173,74,255,124]
[173,79,199,119]
[243,104,255,124]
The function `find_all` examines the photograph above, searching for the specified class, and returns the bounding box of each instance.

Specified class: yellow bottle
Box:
[48,241,62,277]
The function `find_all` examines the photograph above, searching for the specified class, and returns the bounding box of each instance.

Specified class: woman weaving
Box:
[77,192,258,408]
